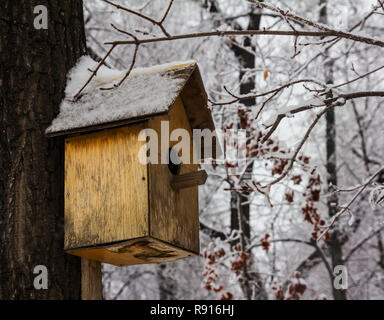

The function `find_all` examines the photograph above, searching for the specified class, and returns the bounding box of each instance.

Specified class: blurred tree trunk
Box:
[204,0,265,300]
[208,1,266,300]
[229,5,268,301]
[0,0,86,299]
[157,263,178,300]
[319,0,347,300]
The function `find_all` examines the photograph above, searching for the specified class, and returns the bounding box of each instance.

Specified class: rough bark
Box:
[0,0,86,299]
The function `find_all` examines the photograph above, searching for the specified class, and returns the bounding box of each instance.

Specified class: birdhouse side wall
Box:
[147,96,200,255]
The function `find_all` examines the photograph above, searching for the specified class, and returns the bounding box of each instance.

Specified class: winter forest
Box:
[80,0,384,300]
[1,0,384,302]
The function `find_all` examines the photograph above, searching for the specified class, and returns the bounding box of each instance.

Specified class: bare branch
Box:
[263,104,335,188]
[248,238,333,278]
[103,0,172,37]
[101,44,139,91]
[74,1,384,97]
[160,0,174,24]
[200,222,228,241]
[110,23,138,41]
[318,166,384,240]
[73,44,116,101]
[378,0,384,12]
[210,79,327,106]
[332,64,384,89]
[344,225,384,262]
[104,29,384,48]
[248,0,384,48]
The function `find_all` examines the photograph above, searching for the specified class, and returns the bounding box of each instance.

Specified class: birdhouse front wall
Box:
[64,124,149,250]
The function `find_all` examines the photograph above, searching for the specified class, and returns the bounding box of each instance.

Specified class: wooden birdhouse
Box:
[46,59,216,266]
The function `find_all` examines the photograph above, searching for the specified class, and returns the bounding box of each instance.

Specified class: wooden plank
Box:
[180,65,218,159]
[69,237,195,267]
[64,124,149,250]
[148,97,200,254]
[81,259,103,300]
[171,170,208,190]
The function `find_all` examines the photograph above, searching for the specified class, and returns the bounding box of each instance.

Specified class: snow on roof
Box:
[46,56,198,136]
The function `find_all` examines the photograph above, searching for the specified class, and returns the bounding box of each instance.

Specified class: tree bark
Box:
[229,5,267,301]
[157,263,178,300]
[319,0,347,300]
[0,0,86,299]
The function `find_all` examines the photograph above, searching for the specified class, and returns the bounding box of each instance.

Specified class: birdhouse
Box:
[46,59,216,266]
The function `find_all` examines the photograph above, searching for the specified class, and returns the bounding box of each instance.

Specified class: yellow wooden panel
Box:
[148,97,200,254]
[64,124,149,250]
[81,259,102,300]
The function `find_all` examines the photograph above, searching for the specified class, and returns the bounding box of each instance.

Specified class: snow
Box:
[46,56,197,134]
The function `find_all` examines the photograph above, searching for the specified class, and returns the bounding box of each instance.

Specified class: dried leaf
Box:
[264,70,269,80]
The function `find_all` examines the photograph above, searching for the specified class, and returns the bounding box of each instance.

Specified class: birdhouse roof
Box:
[46,56,215,137]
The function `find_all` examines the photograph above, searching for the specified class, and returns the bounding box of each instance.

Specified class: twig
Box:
[100,44,139,90]
[73,44,116,101]
[332,64,384,89]
[291,3,383,79]
[344,225,384,262]
[378,0,384,12]
[103,0,172,37]
[260,91,384,188]
[160,0,174,24]
[249,0,382,49]
[210,79,327,106]
[263,104,336,188]
[318,166,384,241]
[110,23,138,40]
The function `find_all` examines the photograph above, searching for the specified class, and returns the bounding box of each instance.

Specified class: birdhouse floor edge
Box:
[66,236,198,267]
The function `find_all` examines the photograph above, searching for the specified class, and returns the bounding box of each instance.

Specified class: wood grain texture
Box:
[180,66,218,159]
[69,237,195,267]
[64,96,202,265]
[171,170,208,190]
[148,97,200,254]
[64,124,148,250]
[0,0,86,299]
[81,259,102,300]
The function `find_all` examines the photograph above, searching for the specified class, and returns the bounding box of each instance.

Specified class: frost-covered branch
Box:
[248,0,384,48]
[104,29,384,48]
[102,0,173,37]
[344,225,384,262]
[200,222,228,241]
[74,0,384,100]
[319,166,384,240]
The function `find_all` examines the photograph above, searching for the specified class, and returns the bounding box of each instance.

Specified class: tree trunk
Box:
[229,7,267,301]
[319,0,347,300]
[0,0,86,299]
[157,263,178,300]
